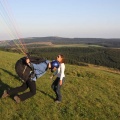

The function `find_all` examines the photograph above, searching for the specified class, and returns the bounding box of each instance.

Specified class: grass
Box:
[0,51,120,120]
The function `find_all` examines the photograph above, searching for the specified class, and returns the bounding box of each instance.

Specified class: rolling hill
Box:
[1,37,120,48]
[0,51,120,120]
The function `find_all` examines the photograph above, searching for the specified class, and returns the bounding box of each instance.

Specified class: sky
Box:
[0,0,120,40]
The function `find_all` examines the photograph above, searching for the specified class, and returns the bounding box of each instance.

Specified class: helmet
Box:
[51,60,59,69]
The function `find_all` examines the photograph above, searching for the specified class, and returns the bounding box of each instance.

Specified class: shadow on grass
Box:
[0,79,16,100]
[0,68,19,100]
[0,68,19,80]
[37,89,55,100]
[0,79,12,97]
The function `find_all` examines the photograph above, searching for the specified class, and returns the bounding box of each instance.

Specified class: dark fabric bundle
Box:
[15,57,31,82]
[15,56,46,82]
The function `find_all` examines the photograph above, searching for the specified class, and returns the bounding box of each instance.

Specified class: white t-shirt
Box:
[54,63,65,80]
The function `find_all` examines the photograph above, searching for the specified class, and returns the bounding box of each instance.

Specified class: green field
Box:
[52,44,103,48]
[0,51,120,120]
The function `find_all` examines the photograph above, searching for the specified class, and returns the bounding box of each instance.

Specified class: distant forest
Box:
[0,37,120,69]
[1,46,120,69]
[27,47,120,69]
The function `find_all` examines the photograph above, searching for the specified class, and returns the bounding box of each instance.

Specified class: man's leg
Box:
[18,79,36,101]
[2,82,28,98]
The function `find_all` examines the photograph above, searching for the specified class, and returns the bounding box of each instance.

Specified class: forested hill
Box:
[1,37,120,48]
[19,37,120,47]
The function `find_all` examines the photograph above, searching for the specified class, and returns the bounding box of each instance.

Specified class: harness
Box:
[28,61,48,80]
[15,56,48,82]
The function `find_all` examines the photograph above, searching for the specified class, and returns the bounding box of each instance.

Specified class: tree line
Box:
[27,47,120,69]
[1,47,120,69]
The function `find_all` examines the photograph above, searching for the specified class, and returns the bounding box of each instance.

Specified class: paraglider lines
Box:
[0,0,28,55]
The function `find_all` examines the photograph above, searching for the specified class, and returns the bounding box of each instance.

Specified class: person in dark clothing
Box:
[51,54,65,103]
[2,57,59,103]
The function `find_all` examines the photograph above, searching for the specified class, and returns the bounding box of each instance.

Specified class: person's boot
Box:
[2,90,9,98]
[55,100,61,103]
[14,96,21,103]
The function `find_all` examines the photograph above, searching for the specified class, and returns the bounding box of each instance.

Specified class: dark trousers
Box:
[51,77,65,101]
[7,79,36,101]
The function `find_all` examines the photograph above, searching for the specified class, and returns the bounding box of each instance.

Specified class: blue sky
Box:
[0,0,120,40]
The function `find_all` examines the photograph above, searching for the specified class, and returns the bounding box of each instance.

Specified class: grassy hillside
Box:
[0,51,120,120]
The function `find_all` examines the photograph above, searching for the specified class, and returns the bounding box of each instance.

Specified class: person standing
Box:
[51,54,65,103]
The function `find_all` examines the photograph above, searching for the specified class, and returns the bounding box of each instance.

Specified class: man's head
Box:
[49,60,59,72]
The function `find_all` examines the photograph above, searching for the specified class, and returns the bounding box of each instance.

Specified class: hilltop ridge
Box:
[1,36,120,48]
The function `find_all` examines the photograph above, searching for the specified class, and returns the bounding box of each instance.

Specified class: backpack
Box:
[15,56,46,82]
